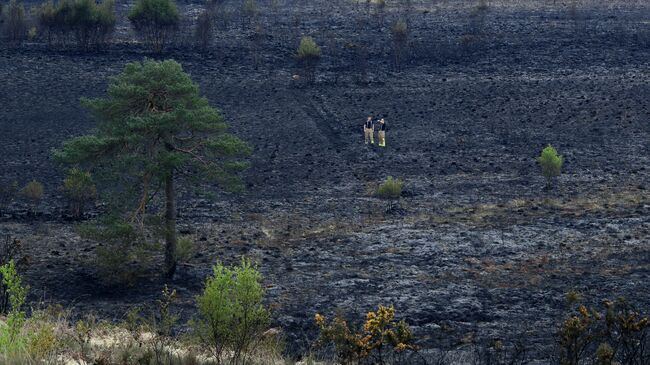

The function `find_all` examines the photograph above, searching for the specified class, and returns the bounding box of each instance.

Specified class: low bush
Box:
[1,0,28,47]
[78,217,153,286]
[376,176,403,199]
[128,0,179,53]
[62,167,96,219]
[314,305,418,364]
[20,180,43,216]
[175,235,194,263]
[193,258,270,364]
[296,36,321,83]
[35,0,116,50]
[538,145,563,189]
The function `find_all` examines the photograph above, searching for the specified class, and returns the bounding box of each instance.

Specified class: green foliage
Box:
[296,36,321,82]
[78,216,153,286]
[0,260,29,354]
[54,59,251,278]
[376,176,403,200]
[128,0,180,52]
[0,181,19,215]
[63,167,96,218]
[35,0,116,50]
[20,180,43,215]
[538,145,563,188]
[193,258,270,364]
[1,0,27,47]
[176,236,194,263]
[315,305,418,364]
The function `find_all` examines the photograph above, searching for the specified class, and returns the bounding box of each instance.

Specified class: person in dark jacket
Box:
[363,116,374,145]
[378,118,387,147]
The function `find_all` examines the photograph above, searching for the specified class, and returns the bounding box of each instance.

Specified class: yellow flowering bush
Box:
[314,305,417,364]
[558,297,649,365]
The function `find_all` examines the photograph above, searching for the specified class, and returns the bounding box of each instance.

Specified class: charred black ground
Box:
[1,0,649,360]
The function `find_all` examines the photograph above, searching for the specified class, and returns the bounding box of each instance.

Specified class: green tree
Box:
[54,59,251,278]
[128,0,179,53]
[193,259,270,364]
[538,145,563,189]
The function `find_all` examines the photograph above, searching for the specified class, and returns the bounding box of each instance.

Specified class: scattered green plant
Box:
[63,167,96,219]
[538,145,563,189]
[376,176,403,199]
[20,180,44,216]
[176,235,194,263]
[296,35,322,83]
[128,0,180,52]
[193,258,270,364]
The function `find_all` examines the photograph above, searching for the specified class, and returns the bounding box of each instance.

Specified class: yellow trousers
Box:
[364,128,374,144]
[378,131,386,147]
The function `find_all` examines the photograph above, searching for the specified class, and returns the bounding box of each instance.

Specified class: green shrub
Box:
[376,176,403,199]
[63,167,96,219]
[78,217,152,286]
[36,0,116,50]
[538,145,563,188]
[176,236,194,263]
[128,0,179,52]
[241,0,258,25]
[296,36,321,82]
[0,260,29,354]
[2,0,27,47]
[20,180,43,215]
[0,181,18,216]
[193,258,270,364]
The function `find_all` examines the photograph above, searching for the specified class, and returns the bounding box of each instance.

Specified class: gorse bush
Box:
[557,297,649,365]
[63,167,96,219]
[128,0,179,52]
[193,258,270,364]
[36,0,116,50]
[315,305,418,364]
[538,145,563,188]
[296,36,321,83]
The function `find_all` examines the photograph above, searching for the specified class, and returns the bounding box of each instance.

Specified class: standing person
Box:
[363,116,375,145]
[378,118,387,147]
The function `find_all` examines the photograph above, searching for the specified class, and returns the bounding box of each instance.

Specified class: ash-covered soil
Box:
[1,0,650,360]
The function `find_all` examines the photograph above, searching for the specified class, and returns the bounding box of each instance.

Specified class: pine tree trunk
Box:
[164,171,177,278]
